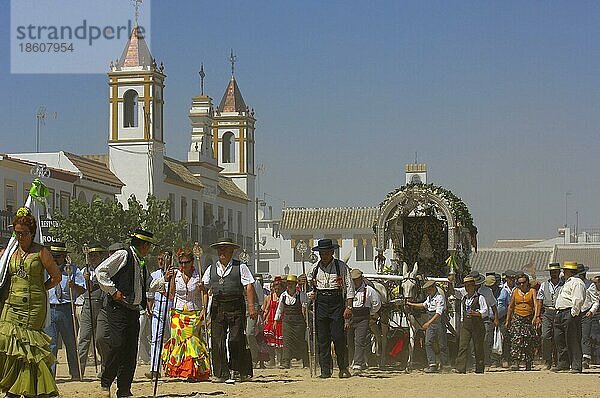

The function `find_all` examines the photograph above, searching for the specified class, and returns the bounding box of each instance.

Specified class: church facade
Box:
[4,26,257,268]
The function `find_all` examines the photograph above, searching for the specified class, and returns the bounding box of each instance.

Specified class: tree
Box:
[51,194,187,267]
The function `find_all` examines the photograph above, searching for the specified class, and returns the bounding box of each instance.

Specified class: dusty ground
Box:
[55,351,600,398]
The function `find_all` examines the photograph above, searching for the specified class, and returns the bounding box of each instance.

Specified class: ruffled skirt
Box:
[0,320,58,397]
[161,309,211,381]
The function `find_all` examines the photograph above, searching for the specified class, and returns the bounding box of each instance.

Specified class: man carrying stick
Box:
[45,242,86,380]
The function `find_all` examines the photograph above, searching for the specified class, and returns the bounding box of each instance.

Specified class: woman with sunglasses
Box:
[0,207,62,397]
[505,272,540,370]
[161,247,211,381]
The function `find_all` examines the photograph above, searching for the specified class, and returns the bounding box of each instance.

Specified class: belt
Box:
[50,303,71,308]
[317,289,342,296]
[556,308,570,312]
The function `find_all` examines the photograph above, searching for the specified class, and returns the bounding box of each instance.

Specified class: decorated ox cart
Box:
[364,182,478,370]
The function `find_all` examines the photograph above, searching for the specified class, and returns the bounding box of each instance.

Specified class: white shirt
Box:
[423,292,445,315]
[310,259,355,299]
[173,269,203,311]
[555,276,586,317]
[536,279,562,301]
[274,290,308,321]
[582,280,599,315]
[454,289,488,321]
[201,259,255,286]
[456,286,496,319]
[353,282,381,315]
[96,248,164,306]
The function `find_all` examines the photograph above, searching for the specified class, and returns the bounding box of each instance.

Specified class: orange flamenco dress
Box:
[161,308,211,381]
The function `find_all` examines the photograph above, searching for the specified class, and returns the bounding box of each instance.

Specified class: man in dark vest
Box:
[96,230,167,397]
[202,237,257,383]
[453,275,488,374]
[535,262,564,369]
[308,239,355,379]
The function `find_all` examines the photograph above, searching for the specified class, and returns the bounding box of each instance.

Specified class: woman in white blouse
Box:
[161,247,211,381]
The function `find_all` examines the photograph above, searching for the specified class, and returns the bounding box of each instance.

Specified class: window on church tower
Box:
[123,89,139,128]
[222,132,235,163]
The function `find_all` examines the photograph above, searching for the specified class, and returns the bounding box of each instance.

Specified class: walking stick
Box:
[66,262,84,381]
[153,251,173,398]
[82,244,98,373]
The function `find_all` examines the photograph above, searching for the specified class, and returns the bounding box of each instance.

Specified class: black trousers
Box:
[101,301,140,396]
[456,317,485,373]
[315,293,348,376]
[541,309,557,365]
[554,309,582,371]
[211,299,253,379]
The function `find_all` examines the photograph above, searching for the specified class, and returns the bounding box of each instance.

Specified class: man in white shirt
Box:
[309,239,355,379]
[201,237,257,383]
[407,280,449,373]
[452,275,488,374]
[553,261,586,373]
[145,250,173,379]
[577,264,598,369]
[536,262,564,369]
[96,229,166,398]
[347,269,381,373]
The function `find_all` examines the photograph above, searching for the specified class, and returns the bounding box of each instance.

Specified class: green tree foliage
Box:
[51,194,187,267]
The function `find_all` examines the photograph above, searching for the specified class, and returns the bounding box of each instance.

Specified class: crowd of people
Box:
[0,208,599,398]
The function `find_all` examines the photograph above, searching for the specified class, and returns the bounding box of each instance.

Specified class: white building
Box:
[4,26,257,269]
[0,152,123,246]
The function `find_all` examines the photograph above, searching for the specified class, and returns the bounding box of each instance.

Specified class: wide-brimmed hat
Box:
[286,275,298,282]
[108,242,126,252]
[467,271,485,285]
[88,246,106,253]
[50,242,70,253]
[576,263,589,275]
[422,280,436,289]
[350,268,363,279]
[210,237,240,249]
[484,275,496,287]
[562,261,578,271]
[547,262,561,271]
[131,229,157,245]
[503,269,518,278]
[312,239,339,251]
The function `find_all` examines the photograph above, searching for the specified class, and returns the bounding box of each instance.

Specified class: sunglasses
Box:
[14,231,31,238]
[517,281,528,285]
[179,259,193,265]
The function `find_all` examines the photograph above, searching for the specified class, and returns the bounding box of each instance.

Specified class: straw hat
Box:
[286,275,298,282]
[561,261,578,271]
[350,268,363,279]
[422,280,436,289]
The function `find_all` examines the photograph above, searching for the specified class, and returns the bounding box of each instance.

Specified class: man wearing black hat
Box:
[96,230,168,397]
[45,242,86,380]
[535,262,564,369]
[202,237,257,383]
[308,238,355,379]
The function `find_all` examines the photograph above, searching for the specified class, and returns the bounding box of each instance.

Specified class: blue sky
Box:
[1,1,600,246]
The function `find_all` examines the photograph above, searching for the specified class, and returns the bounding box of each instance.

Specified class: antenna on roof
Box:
[35,106,57,153]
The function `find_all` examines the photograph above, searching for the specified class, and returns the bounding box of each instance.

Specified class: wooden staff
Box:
[66,262,84,381]
[82,244,98,373]
[153,251,173,398]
